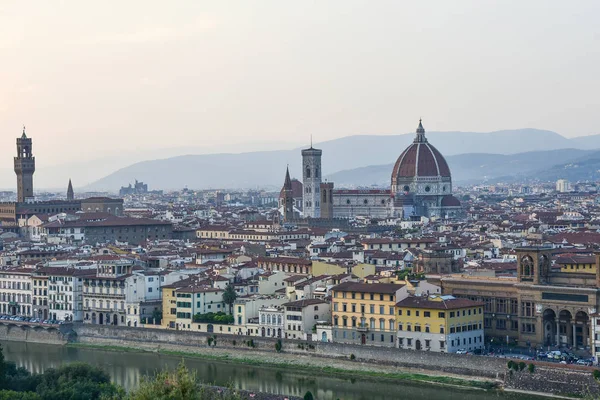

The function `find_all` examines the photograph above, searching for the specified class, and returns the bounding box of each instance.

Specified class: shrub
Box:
[275,340,282,353]
[518,362,526,371]
[232,340,237,346]
[207,337,213,346]
[350,354,356,361]
[593,369,600,381]
[304,391,314,400]
[507,361,514,370]
[528,363,535,374]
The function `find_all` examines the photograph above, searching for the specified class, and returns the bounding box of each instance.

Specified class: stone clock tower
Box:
[301,144,322,218]
[14,126,35,203]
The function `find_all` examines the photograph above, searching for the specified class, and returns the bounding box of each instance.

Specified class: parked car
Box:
[456,349,468,354]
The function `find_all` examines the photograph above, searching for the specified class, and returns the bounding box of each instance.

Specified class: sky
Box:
[0,0,599,169]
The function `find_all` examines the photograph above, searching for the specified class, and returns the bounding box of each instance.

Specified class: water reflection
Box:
[1,341,529,400]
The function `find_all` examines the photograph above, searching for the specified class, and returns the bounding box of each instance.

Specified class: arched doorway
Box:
[416,340,422,350]
[278,328,282,338]
[261,327,265,337]
[558,310,573,345]
[207,324,214,333]
[321,332,327,342]
[113,314,118,325]
[543,309,557,345]
[99,313,104,325]
[575,311,590,348]
[361,334,366,345]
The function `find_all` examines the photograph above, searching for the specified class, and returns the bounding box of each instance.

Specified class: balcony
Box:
[356,324,369,332]
[83,292,125,299]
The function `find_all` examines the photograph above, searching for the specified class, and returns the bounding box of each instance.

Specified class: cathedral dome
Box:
[391,120,451,183]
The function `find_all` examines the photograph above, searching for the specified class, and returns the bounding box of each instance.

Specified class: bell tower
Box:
[282,166,294,222]
[301,141,322,218]
[14,126,35,203]
[516,247,551,285]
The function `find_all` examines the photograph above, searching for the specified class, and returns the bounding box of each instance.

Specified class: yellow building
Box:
[331,282,404,347]
[161,278,193,329]
[556,255,596,273]
[396,294,484,353]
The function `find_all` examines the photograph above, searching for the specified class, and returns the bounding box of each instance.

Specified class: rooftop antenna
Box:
[310,134,313,148]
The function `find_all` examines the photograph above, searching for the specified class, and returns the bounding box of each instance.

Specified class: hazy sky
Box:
[1,0,599,167]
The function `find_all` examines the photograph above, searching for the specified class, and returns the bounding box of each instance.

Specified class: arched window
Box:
[315,167,319,178]
[306,166,311,178]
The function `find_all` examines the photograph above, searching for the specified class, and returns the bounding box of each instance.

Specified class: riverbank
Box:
[71,324,600,398]
[1,323,593,398]
[68,342,550,397]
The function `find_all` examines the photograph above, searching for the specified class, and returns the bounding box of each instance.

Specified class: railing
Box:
[83,293,125,299]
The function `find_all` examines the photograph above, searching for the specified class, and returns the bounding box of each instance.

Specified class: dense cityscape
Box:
[2,1,599,398]
[1,121,600,398]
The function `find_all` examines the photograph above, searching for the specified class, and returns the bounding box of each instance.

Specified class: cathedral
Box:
[280,120,462,220]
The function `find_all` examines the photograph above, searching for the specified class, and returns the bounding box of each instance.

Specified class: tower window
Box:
[315,167,319,178]
[306,167,311,178]
[346,199,351,205]
[425,186,431,192]
[403,185,410,192]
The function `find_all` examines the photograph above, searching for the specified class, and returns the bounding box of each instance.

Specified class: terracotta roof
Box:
[282,298,328,308]
[331,281,404,294]
[396,296,483,310]
[279,178,303,199]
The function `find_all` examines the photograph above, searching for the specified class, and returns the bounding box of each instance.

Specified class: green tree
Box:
[34,363,124,400]
[127,362,241,400]
[304,391,314,400]
[222,284,237,314]
[0,391,40,400]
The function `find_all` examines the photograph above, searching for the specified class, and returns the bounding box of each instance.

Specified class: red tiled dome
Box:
[441,195,461,207]
[391,120,451,182]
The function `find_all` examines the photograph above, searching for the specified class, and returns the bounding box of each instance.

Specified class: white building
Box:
[125,270,186,327]
[283,298,331,340]
[556,179,571,193]
[40,267,90,322]
[82,257,133,326]
[0,269,32,317]
[258,304,285,338]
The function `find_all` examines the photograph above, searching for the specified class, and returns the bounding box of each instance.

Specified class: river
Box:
[1,341,538,400]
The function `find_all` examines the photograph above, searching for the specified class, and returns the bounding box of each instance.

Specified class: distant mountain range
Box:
[75,128,600,191]
[326,149,600,186]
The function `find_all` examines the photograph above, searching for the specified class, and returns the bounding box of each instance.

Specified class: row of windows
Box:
[333,330,396,343]
[334,316,395,330]
[398,308,482,318]
[336,292,394,301]
[334,303,394,315]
